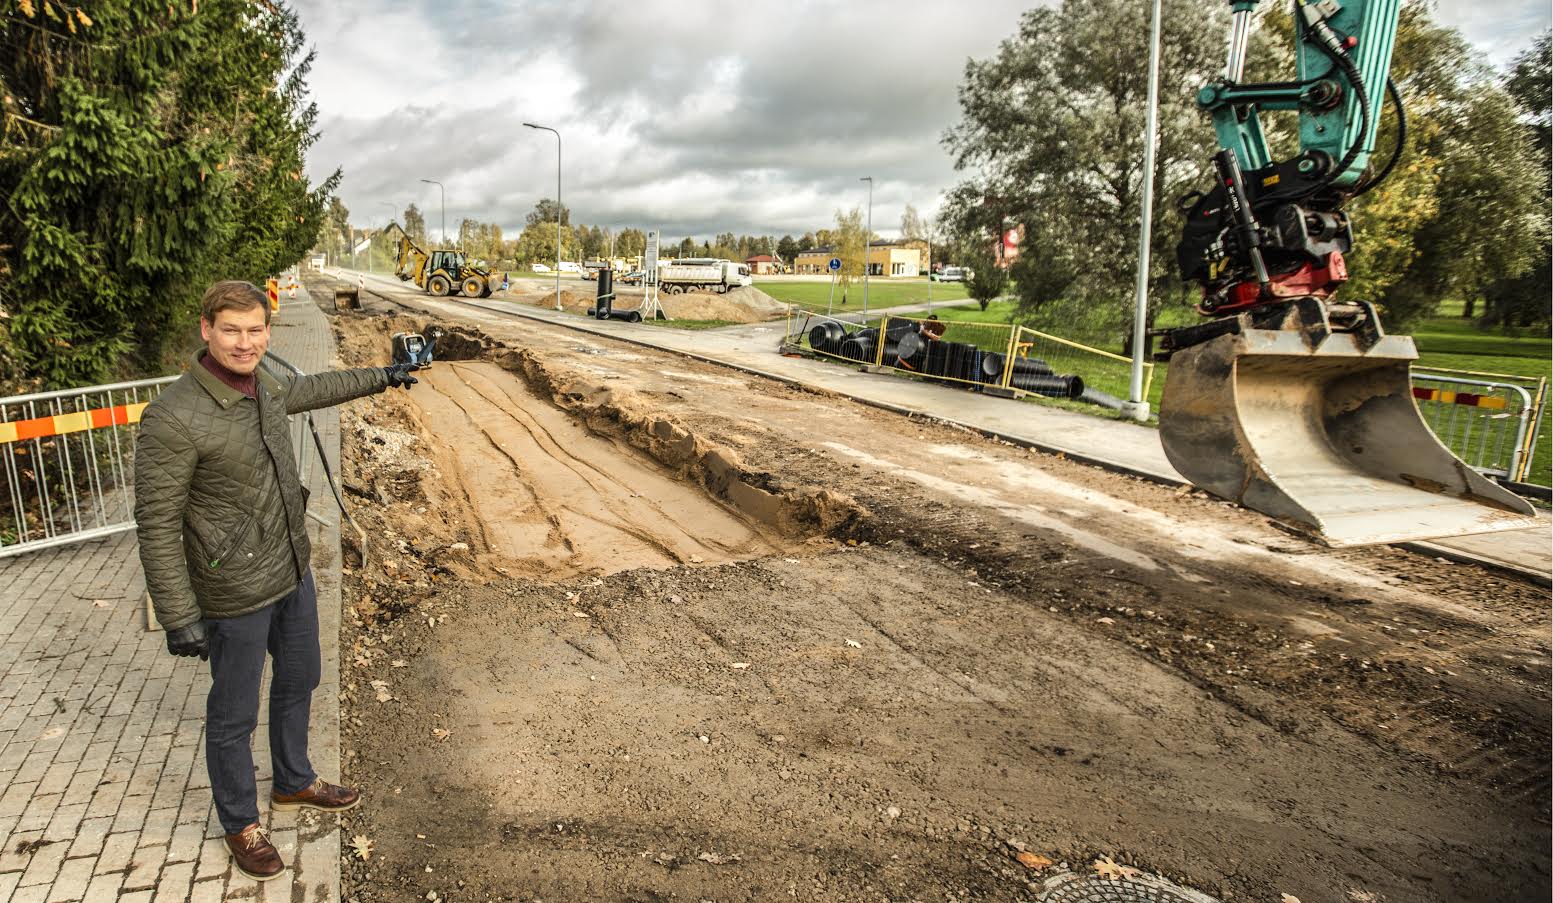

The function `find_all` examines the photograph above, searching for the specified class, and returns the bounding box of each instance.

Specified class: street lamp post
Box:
[926,218,933,303]
[524,122,563,312]
[419,179,445,247]
[859,177,873,315]
[1122,0,1164,423]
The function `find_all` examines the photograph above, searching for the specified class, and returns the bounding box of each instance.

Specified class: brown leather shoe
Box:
[271,777,361,813]
[225,823,284,881]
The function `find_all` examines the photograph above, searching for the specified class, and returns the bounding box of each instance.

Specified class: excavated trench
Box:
[339,319,862,584]
[410,360,780,576]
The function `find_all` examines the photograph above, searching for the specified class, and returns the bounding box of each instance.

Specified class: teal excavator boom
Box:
[1156,0,1539,546]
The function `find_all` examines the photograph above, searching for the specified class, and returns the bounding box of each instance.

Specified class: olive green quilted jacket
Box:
[134,350,389,630]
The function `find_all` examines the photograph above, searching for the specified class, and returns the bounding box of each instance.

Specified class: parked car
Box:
[934,266,967,282]
[531,263,551,273]
[619,270,646,285]
[559,261,583,274]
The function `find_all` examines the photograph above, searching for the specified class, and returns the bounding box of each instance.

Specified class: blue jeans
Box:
[204,570,321,834]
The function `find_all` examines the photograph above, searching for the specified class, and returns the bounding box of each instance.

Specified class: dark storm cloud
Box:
[295,0,1549,240]
[296,0,1034,239]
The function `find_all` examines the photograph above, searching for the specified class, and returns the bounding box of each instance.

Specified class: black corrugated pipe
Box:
[1011,372,1086,398]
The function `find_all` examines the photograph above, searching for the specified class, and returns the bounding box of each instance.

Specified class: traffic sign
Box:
[828,257,841,272]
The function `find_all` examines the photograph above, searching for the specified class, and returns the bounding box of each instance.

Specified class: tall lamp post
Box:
[925,218,933,303]
[419,178,445,247]
[859,176,873,315]
[1122,0,1163,423]
[524,122,563,312]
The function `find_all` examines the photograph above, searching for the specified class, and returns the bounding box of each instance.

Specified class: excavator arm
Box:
[1177,0,1400,315]
[381,221,430,289]
[1156,0,1538,546]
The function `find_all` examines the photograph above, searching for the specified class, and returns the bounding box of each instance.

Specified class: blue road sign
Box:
[828,257,841,272]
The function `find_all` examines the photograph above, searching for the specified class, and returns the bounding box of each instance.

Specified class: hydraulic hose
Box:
[1351,77,1406,199]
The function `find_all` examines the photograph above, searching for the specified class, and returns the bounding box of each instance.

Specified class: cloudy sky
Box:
[295,0,1550,244]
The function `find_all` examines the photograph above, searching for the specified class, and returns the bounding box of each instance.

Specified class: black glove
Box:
[384,363,419,389]
[167,622,210,660]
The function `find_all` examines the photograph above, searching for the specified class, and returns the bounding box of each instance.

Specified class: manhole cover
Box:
[1037,872,1220,903]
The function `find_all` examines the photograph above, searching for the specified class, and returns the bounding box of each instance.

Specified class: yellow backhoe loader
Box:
[386,223,506,299]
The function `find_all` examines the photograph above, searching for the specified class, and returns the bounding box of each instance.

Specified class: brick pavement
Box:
[0,287,348,902]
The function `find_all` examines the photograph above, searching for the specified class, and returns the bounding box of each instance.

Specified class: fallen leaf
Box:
[845,639,862,649]
[431,728,451,741]
[1015,851,1053,870]
[1093,856,1140,879]
[350,835,374,860]
[1096,617,1116,625]
[92,599,112,608]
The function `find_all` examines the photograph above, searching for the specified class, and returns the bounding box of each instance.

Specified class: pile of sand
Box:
[658,285,788,323]
[501,283,789,325]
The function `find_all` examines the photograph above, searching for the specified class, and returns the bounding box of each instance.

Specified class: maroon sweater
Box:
[200,351,257,399]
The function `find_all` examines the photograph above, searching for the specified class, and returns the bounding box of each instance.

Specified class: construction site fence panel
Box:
[1410,370,1544,484]
[877,315,1023,391]
[783,308,1156,411]
[0,353,333,560]
[1011,326,1154,410]
[0,376,178,559]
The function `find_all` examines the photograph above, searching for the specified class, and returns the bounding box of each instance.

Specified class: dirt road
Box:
[307,276,1550,903]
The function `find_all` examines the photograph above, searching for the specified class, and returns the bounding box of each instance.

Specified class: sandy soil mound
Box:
[502,283,787,324]
[657,285,788,323]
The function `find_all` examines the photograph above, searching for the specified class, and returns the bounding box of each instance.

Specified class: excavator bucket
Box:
[1160,308,1539,547]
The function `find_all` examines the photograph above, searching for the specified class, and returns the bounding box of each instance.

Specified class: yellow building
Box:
[793,241,922,277]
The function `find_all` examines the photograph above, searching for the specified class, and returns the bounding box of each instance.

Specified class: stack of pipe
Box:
[811,319,1086,400]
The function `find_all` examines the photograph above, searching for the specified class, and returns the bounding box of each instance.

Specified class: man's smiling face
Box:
[200,305,270,375]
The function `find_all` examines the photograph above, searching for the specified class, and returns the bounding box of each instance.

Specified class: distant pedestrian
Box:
[133,280,421,881]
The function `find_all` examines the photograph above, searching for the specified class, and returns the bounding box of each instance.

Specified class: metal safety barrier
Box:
[0,376,178,558]
[1410,370,1544,482]
[0,353,339,560]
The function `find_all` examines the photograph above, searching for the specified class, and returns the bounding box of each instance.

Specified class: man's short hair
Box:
[200,281,271,326]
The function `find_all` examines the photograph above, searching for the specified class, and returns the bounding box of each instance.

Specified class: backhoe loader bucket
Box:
[1160,310,1539,547]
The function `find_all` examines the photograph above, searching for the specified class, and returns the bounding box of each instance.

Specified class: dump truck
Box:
[657,258,752,294]
[387,223,505,299]
[1156,0,1538,546]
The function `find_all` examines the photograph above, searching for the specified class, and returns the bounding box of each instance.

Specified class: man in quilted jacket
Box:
[133,280,420,881]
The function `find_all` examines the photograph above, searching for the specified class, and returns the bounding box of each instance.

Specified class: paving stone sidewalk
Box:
[0,288,348,902]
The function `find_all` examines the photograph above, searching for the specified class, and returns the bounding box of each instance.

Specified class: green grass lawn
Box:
[641,318,740,330]
[757,279,969,312]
